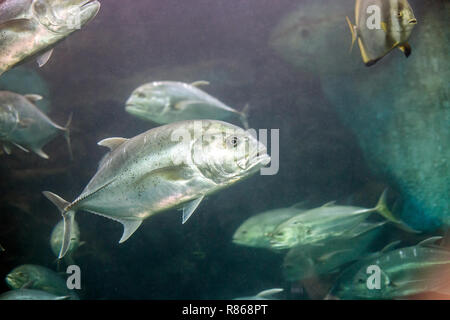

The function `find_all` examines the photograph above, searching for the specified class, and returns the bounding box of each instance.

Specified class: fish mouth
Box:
[125,104,148,117]
[237,150,271,172]
[408,19,417,24]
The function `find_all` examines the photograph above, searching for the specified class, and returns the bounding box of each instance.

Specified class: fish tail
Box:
[64,113,73,160]
[374,189,420,233]
[238,104,250,129]
[42,191,75,258]
[346,16,356,53]
[374,189,401,223]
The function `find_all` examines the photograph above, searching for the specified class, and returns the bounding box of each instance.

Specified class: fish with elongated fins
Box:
[268,190,416,250]
[126,81,250,129]
[43,120,270,258]
[0,91,72,159]
[0,0,101,76]
[346,0,417,66]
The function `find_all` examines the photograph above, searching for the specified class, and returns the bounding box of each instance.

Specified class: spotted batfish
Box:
[0,0,101,76]
[346,0,417,66]
[43,120,270,258]
[0,90,71,159]
[126,81,250,129]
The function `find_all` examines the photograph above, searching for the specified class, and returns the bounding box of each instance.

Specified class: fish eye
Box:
[397,12,403,17]
[241,230,247,234]
[227,136,239,148]
[358,278,365,284]
[136,92,146,98]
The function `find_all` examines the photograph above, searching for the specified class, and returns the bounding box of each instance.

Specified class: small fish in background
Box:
[50,219,82,266]
[329,237,450,299]
[268,190,414,250]
[282,225,383,281]
[232,202,307,249]
[0,0,101,76]
[0,289,70,300]
[346,0,417,66]
[0,91,72,159]
[6,264,79,299]
[234,288,284,300]
[43,120,270,258]
[125,81,250,129]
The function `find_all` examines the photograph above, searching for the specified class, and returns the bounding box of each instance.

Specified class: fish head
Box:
[31,0,100,34]
[125,83,171,121]
[232,222,265,247]
[190,121,270,184]
[5,265,33,289]
[392,0,417,32]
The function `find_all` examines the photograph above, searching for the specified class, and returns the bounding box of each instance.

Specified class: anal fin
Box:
[182,196,204,224]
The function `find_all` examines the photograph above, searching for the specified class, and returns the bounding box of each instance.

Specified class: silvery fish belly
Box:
[43,120,270,258]
[125,81,249,128]
[347,0,417,66]
[0,90,70,159]
[331,238,450,299]
[0,0,101,76]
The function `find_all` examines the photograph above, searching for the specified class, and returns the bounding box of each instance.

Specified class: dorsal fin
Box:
[24,94,43,103]
[97,137,128,151]
[322,201,337,207]
[418,236,443,247]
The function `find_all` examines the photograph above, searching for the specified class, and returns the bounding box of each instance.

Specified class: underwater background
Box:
[0,0,448,299]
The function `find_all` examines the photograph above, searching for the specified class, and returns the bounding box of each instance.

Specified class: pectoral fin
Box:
[36,49,54,68]
[173,100,203,111]
[182,196,204,224]
[398,43,412,58]
[18,117,34,128]
[97,137,128,151]
[0,19,34,32]
[118,219,143,243]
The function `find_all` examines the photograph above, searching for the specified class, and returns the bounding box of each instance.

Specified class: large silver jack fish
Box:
[0,0,101,76]
[0,90,72,159]
[43,120,270,258]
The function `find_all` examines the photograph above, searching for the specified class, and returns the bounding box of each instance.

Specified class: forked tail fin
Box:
[374,189,421,233]
[42,191,75,258]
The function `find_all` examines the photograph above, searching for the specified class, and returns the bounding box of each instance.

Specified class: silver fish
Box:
[232,202,307,249]
[0,0,101,76]
[269,190,403,250]
[330,237,450,299]
[234,288,284,300]
[0,289,70,300]
[125,81,249,128]
[0,90,71,159]
[346,0,417,66]
[43,120,270,258]
[6,264,79,299]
